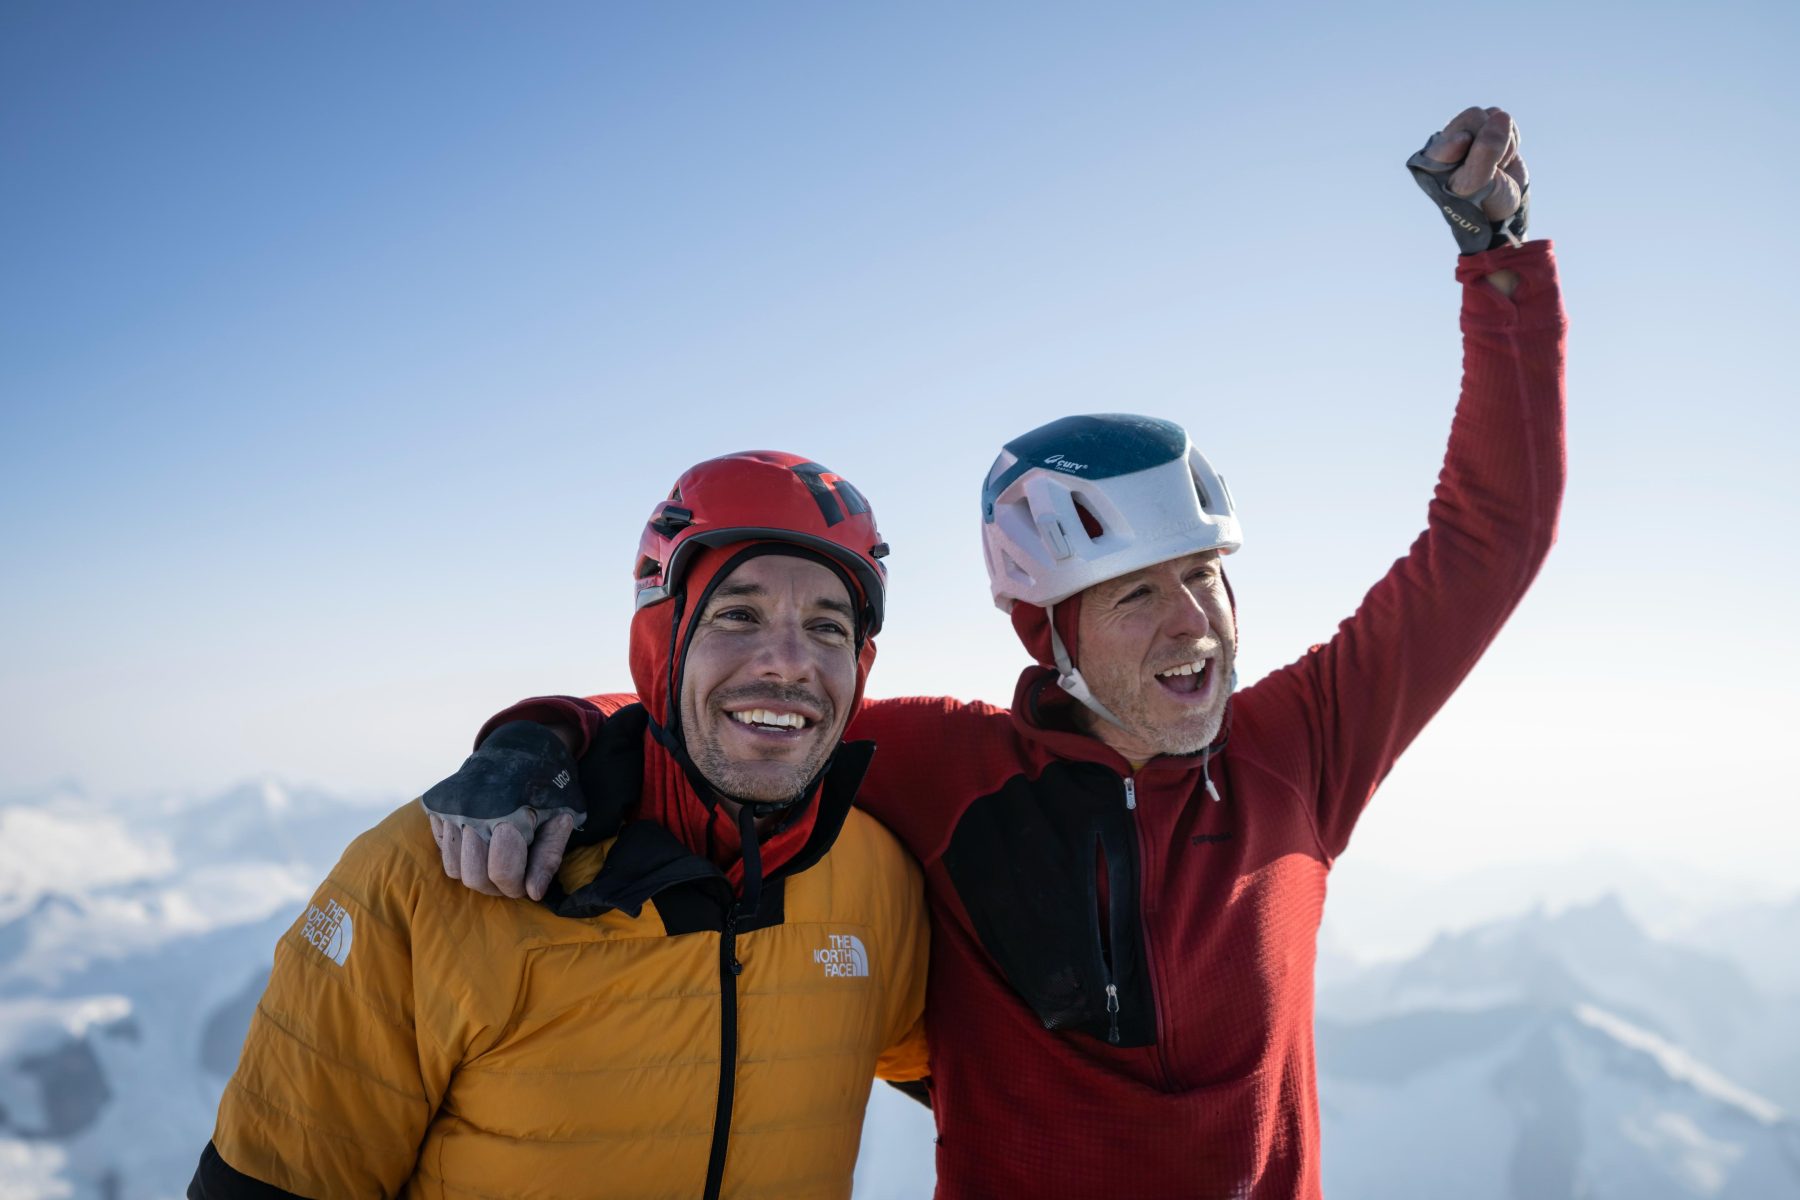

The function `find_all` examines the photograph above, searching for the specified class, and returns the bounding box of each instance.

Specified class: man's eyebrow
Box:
[1096,574,1145,597]
[708,581,854,620]
[814,595,855,620]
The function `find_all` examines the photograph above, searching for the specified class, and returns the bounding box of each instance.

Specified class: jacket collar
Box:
[549,703,875,920]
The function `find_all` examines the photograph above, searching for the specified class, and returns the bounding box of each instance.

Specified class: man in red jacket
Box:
[426,105,1564,1198]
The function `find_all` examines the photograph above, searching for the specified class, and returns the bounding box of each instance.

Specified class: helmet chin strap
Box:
[1047,603,1128,731]
[1047,603,1230,802]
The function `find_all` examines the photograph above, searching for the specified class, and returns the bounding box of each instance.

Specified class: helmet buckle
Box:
[1037,512,1074,561]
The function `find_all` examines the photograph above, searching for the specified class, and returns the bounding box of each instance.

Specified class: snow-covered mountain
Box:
[3,783,1795,1199]
[1319,1001,1800,1199]
[1321,893,1800,1116]
[1318,897,1800,1200]
[0,781,392,1200]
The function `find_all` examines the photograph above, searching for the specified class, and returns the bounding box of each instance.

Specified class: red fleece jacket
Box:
[485,241,1566,1198]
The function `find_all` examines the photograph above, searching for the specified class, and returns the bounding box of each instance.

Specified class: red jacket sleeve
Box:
[473,693,635,752]
[846,695,1019,862]
[1233,240,1567,860]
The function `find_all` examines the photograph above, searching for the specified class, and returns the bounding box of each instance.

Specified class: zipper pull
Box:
[1123,777,1137,811]
[726,906,743,976]
[1105,983,1121,1045]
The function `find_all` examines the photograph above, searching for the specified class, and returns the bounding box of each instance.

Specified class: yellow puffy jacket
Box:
[197,737,928,1200]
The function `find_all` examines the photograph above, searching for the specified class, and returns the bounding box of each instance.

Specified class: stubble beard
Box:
[1082,655,1231,759]
[688,733,835,803]
[685,687,841,804]
[1111,692,1224,757]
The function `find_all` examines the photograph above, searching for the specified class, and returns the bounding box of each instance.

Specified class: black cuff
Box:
[885,1077,934,1111]
[189,1142,312,1200]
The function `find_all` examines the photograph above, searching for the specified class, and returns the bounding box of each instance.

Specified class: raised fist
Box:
[1407,106,1530,254]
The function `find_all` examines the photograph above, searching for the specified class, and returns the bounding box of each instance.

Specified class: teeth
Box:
[1157,661,1208,678]
[729,709,809,729]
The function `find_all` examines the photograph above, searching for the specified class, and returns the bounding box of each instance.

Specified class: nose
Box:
[1163,582,1212,641]
[750,616,816,682]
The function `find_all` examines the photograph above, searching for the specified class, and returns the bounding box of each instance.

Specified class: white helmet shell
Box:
[981,413,1242,612]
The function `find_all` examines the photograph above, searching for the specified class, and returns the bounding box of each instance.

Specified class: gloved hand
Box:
[1406,105,1529,254]
[421,720,585,901]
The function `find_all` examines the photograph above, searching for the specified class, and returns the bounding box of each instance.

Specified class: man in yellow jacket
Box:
[190,451,930,1200]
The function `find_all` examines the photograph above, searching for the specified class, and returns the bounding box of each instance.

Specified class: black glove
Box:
[420,720,587,839]
[1406,140,1528,255]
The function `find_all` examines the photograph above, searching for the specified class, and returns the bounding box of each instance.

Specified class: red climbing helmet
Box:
[633,451,890,636]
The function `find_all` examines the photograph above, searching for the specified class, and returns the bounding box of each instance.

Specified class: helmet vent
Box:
[635,556,662,580]
[980,416,1240,612]
[1073,498,1104,539]
[650,506,694,538]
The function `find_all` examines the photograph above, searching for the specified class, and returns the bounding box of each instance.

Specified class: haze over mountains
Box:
[2,782,1795,1199]
[1316,898,1800,1199]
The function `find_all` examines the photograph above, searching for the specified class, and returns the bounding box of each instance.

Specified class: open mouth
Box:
[1154,659,1214,700]
[725,707,814,736]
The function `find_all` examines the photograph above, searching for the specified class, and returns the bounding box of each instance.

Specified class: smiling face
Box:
[1073,549,1237,762]
[678,553,860,805]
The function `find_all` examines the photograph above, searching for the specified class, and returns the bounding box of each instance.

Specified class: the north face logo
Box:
[814,934,868,978]
[301,898,355,966]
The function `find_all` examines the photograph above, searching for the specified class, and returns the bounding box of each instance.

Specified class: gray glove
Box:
[1406,139,1528,255]
[421,720,585,837]
[421,721,585,899]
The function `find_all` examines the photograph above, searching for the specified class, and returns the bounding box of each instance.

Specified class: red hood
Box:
[627,542,877,890]
[1009,597,1085,671]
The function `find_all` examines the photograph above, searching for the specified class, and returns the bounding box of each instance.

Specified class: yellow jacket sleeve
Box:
[210,803,501,1197]
[874,851,931,1083]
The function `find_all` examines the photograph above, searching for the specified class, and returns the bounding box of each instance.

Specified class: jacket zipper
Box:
[1095,814,1124,1046]
[1122,773,1181,1090]
[1099,778,1132,1044]
[702,903,742,1200]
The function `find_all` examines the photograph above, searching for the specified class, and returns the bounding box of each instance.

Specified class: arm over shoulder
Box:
[847,695,1016,860]
[473,692,637,754]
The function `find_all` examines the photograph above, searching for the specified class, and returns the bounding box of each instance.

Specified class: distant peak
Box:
[259,779,291,812]
[1552,891,1640,937]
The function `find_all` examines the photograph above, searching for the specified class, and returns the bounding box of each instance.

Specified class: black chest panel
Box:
[941,760,1157,1047]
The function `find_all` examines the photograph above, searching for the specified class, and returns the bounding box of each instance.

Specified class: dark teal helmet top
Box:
[982,414,1189,522]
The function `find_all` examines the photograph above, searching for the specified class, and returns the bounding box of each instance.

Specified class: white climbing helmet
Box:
[981,413,1241,611]
[981,413,1243,729]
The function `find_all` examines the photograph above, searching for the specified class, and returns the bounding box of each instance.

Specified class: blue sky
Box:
[4,2,1797,887]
